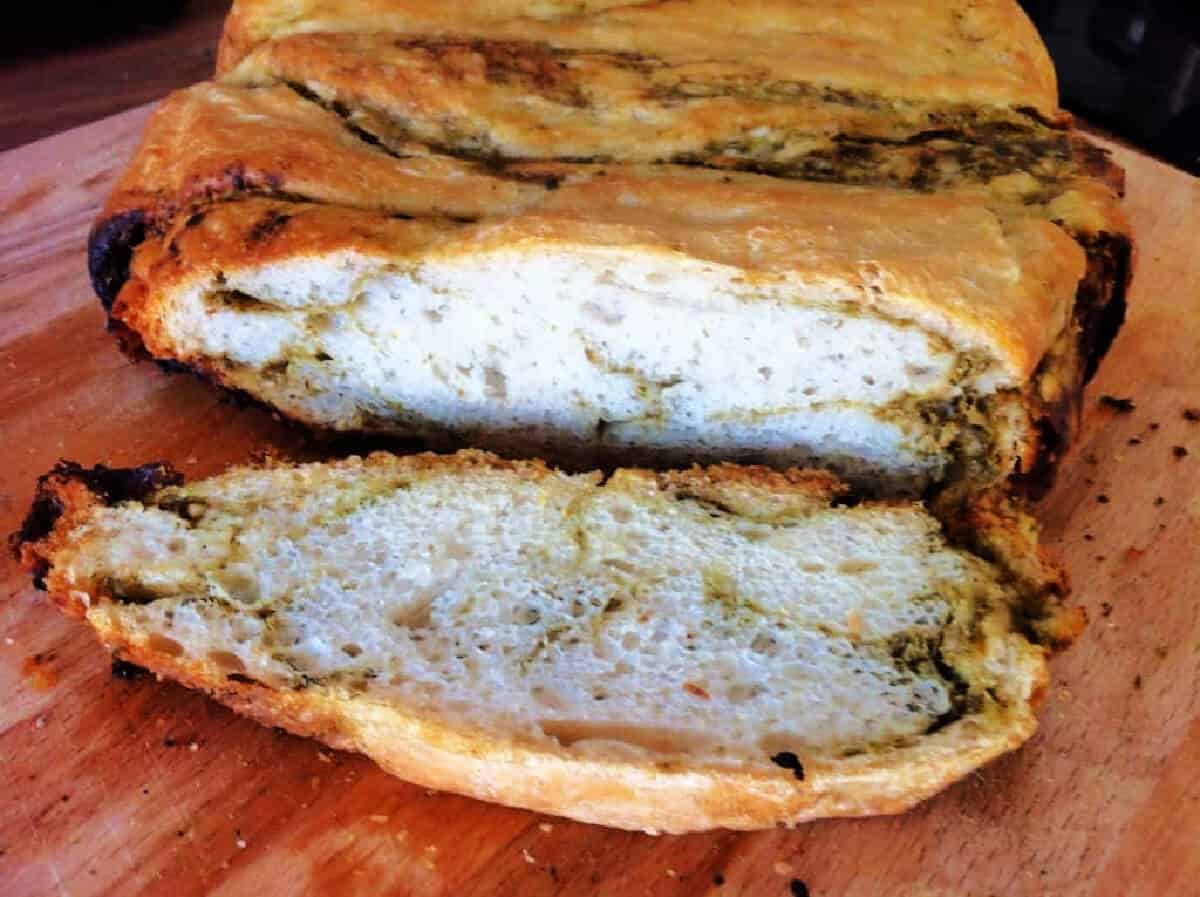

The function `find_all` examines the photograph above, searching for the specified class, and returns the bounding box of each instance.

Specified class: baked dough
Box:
[88,0,1132,495]
[16,450,1078,832]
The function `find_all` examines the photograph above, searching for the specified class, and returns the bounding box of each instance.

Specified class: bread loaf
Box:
[88,0,1132,497]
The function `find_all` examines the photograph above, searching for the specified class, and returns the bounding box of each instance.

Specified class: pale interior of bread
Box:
[157,246,1026,491]
[56,456,1037,770]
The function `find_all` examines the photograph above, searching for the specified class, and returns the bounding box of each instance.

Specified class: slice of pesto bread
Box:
[15,450,1076,832]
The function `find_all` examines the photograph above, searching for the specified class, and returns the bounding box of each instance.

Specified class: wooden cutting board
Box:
[0,106,1197,897]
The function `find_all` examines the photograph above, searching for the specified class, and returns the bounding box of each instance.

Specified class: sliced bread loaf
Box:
[15,451,1078,832]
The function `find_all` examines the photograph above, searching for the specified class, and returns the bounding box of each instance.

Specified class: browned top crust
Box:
[217,0,1061,118]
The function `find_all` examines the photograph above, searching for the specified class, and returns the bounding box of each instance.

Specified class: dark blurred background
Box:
[1020,0,1200,173]
[1,0,1197,173]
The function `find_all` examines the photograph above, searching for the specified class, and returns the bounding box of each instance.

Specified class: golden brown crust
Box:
[223,29,1062,170]
[17,452,1053,833]
[217,0,1061,117]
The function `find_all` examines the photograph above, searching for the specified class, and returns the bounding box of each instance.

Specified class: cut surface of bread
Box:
[88,0,1132,498]
[15,451,1075,832]
[118,180,1084,491]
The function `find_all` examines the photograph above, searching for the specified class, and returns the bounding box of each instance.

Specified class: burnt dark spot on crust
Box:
[88,209,147,311]
[227,673,266,686]
[1172,445,1189,459]
[185,210,207,229]
[246,209,292,244]
[12,461,177,588]
[111,659,150,681]
[74,462,184,505]
[1079,233,1132,383]
[789,879,810,897]
[769,751,805,780]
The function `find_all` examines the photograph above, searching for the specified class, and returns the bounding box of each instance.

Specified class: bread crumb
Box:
[1099,395,1135,413]
[236,839,247,849]
[538,823,554,833]
[773,861,793,876]
[189,742,199,752]
[34,716,46,729]
[318,751,333,763]
[523,849,537,864]
[4,637,14,646]
[369,814,389,823]
[666,869,677,878]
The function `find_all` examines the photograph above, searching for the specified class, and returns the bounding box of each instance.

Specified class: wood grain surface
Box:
[0,1,229,152]
[0,108,1196,897]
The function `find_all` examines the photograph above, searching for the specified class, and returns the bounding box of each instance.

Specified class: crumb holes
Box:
[570,599,588,618]
[837,560,878,574]
[483,366,508,399]
[802,386,817,396]
[621,632,639,651]
[423,308,443,323]
[147,633,184,657]
[801,563,824,574]
[341,643,363,658]
[581,301,625,325]
[862,375,876,386]
[514,607,541,625]
[750,632,779,656]
[609,504,633,523]
[727,683,765,702]
[758,366,773,380]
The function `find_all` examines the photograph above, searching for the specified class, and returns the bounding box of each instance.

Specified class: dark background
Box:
[1,0,1197,173]
[1020,0,1200,173]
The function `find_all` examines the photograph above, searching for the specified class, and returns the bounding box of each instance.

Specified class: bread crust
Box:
[217,0,1061,118]
[15,451,1054,833]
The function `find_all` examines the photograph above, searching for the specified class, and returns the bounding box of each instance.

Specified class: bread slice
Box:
[15,451,1078,832]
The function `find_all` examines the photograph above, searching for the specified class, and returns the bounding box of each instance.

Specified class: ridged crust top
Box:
[106,83,1086,384]
[217,0,1060,117]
